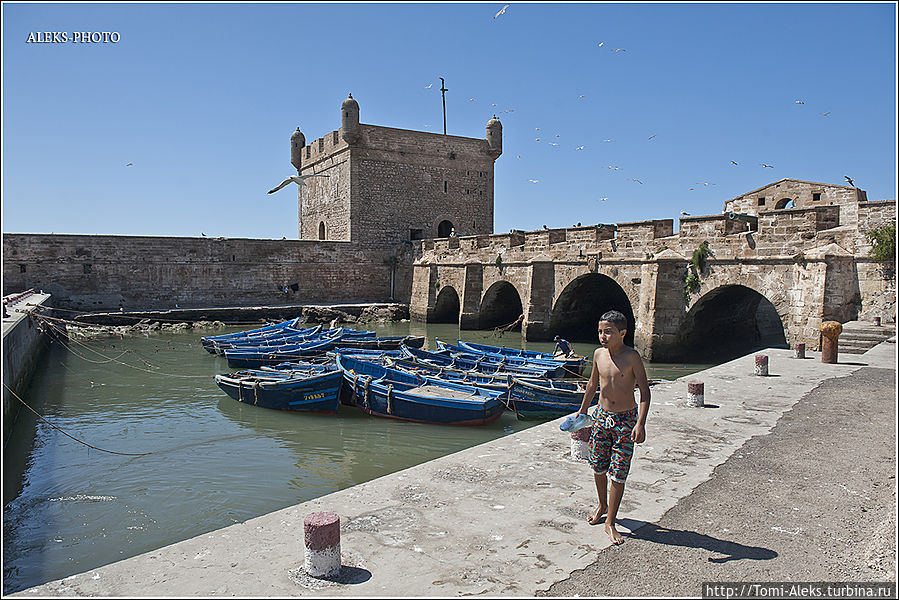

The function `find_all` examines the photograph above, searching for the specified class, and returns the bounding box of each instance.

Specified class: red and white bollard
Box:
[686,381,704,407]
[793,343,806,359]
[304,512,341,579]
[570,426,591,461]
[754,354,769,376]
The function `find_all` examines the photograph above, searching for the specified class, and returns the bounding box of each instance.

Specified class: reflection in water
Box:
[3,321,711,594]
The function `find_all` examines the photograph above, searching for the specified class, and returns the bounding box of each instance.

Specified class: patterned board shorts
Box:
[588,406,639,483]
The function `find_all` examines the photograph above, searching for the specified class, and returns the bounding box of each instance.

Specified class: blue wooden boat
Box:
[334,335,426,351]
[212,326,327,354]
[508,377,598,420]
[383,356,511,392]
[214,365,343,413]
[224,336,348,368]
[200,319,308,353]
[401,346,556,378]
[335,354,506,426]
[456,339,585,375]
[434,340,569,378]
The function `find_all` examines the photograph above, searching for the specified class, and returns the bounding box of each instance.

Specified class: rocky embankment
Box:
[65,304,409,339]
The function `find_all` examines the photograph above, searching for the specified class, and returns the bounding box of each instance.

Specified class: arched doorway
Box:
[774,198,794,209]
[678,284,787,362]
[549,274,636,346]
[437,220,454,238]
[318,221,326,240]
[479,281,523,330]
[431,286,460,324]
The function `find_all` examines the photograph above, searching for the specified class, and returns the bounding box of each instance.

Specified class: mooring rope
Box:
[3,382,154,456]
[22,303,268,326]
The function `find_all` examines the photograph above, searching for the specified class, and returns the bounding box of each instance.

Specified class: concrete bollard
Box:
[754,354,769,376]
[304,512,341,579]
[686,381,704,407]
[570,426,591,461]
[874,316,882,326]
[793,343,806,359]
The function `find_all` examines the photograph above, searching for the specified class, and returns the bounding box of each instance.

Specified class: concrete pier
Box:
[2,291,52,449]
[10,340,896,597]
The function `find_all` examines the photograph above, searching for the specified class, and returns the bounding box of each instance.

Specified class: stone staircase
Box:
[838,320,897,354]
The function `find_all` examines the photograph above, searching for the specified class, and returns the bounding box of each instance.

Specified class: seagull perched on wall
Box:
[845,175,855,186]
[268,174,330,194]
[494,4,510,18]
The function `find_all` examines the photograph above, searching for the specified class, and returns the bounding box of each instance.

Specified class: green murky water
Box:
[2,321,711,593]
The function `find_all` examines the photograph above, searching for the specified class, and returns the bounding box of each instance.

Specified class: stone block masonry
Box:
[2,234,411,313]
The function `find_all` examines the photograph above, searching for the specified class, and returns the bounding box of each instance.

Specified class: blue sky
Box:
[2,2,896,239]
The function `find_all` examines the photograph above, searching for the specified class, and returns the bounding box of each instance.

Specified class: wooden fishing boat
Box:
[456,339,585,375]
[335,354,506,426]
[214,365,343,413]
[334,335,425,351]
[508,377,598,420]
[200,319,310,353]
[224,336,348,368]
[212,325,326,354]
[401,346,557,378]
[434,340,570,378]
[383,356,511,392]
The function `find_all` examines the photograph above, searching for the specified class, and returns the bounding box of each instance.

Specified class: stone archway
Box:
[437,220,455,238]
[775,198,794,209]
[431,285,460,324]
[549,274,636,346]
[678,284,787,362]
[479,281,523,330]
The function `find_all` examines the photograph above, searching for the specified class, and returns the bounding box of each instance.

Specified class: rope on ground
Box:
[3,382,154,456]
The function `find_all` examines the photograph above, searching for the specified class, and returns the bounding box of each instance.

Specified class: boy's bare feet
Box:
[605,522,624,545]
[588,504,607,525]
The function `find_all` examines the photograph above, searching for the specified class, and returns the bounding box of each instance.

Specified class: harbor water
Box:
[2,320,712,593]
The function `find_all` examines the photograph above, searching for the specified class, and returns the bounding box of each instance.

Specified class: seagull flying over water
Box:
[494,4,510,18]
[845,175,855,186]
[268,174,330,194]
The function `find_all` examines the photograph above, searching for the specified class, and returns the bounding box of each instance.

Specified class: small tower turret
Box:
[340,94,361,145]
[486,115,502,158]
[290,127,305,173]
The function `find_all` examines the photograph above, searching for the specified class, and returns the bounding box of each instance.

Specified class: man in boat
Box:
[553,336,575,358]
[575,310,651,545]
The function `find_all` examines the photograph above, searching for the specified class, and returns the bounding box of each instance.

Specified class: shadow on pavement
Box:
[618,520,778,563]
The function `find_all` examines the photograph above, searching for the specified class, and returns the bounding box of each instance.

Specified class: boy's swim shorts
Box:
[588,406,638,483]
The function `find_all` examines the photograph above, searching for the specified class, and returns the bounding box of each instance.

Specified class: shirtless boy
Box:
[576,310,651,545]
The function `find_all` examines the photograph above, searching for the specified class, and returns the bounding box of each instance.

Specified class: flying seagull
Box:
[125,162,133,166]
[845,175,855,186]
[795,100,804,104]
[632,178,643,184]
[528,179,539,183]
[494,4,510,18]
[578,94,586,99]
[607,165,619,170]
[680,211,690,216]
[730,160,738,165]
[425,83,432,89]
[268,174,330,194]
[762,163,774,168]
[647,134,656,140]
[822,112,831,116]
[613,48,626,52]
[576,145,585,150]
[598,41,604,47]
[599,197,608,202]
[549,142,559,146]
[603,139,615,143]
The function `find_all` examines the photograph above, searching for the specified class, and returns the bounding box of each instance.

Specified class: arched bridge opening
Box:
[479,281,523,330]
[549,274,635,347]
[678,284,787,362]
[431,286,460,324]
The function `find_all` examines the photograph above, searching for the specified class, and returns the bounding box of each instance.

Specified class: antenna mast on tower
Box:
[440,77,448,135]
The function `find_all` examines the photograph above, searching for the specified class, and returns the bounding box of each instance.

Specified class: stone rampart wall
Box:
[2,234,410,313]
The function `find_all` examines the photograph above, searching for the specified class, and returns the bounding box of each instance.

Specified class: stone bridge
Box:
[410,200,895,362]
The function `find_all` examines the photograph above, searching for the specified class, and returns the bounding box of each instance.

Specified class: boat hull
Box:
[214,370,343,413]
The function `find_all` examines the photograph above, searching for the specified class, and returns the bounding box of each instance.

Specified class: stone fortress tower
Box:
[290,94,502,246]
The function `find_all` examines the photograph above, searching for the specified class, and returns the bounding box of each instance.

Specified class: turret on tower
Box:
[290,127,305,173]
[486,115,502,158]
[340,94,361,145]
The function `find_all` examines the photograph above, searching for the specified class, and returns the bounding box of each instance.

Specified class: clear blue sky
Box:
[2,2,896,239]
